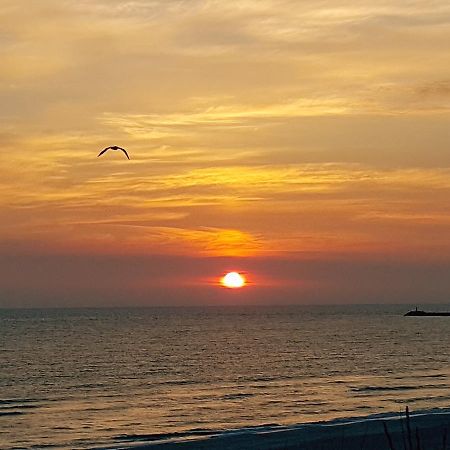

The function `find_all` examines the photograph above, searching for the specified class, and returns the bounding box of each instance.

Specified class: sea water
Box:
[1,305,449,449]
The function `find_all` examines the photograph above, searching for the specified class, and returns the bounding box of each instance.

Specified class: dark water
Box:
[1,305,449,449]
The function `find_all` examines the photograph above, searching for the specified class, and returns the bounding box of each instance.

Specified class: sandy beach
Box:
[110,409,450,450]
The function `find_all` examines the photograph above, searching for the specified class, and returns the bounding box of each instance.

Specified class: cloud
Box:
[2,0,450,304]
[2,158,450,259]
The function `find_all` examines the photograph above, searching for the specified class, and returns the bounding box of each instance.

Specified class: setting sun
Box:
[221,272,246,289]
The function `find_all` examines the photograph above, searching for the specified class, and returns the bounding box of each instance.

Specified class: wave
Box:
[0,411,25,416]
[0,404,40,410]
[350,383,448,393]
[114,428,216,443]
[0,398,41,405]
[0,398,43,417]
[220,392,255,400]
[156,379,198,387]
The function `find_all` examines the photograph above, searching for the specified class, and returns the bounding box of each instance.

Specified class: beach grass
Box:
[382,406,448,450]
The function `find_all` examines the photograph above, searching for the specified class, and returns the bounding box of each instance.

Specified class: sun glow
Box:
[221,272,246,288]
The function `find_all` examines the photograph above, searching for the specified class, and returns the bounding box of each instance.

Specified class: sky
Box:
[2,0,450,307]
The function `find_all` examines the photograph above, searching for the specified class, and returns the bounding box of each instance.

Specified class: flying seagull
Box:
[97,146,130,160]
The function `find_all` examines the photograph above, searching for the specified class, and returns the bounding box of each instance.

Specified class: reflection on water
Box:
[1,305,449,448]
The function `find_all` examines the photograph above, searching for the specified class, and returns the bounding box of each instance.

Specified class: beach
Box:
[101,409,450,449]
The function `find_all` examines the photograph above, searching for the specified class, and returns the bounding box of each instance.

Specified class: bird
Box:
[97,146,130,160]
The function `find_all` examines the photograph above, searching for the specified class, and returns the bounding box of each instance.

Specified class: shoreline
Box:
[99,408,450,450]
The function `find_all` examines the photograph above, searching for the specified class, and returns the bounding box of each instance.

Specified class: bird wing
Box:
[120,148,130,160]
[97,147,112,157]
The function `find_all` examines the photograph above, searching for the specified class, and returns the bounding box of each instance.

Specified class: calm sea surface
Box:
[1,305,450,449]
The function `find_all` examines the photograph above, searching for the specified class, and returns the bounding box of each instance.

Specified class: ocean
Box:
[1,305,449,449]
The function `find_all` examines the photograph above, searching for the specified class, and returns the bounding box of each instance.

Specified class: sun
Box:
[221,272,246,288]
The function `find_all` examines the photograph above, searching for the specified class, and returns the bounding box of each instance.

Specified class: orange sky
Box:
[2,0,450,306]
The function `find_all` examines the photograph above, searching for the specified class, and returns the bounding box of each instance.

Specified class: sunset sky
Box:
[2,0,450,306]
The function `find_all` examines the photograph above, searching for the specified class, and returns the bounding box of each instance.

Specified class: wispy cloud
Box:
[2,0,450,304]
